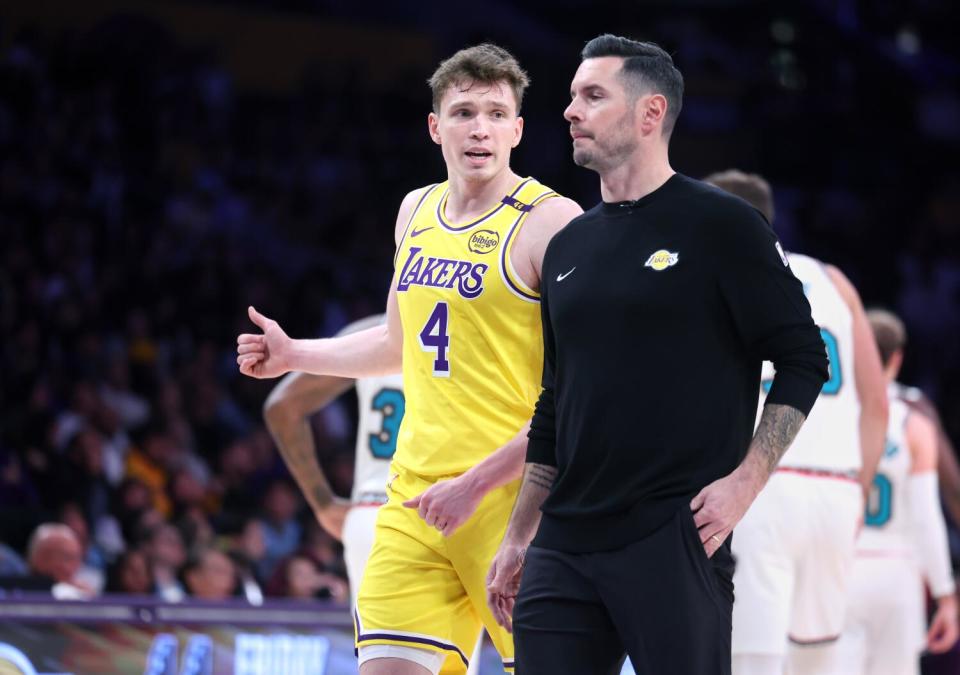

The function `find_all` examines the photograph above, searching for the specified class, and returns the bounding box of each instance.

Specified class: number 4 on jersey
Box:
[419,302,450,377]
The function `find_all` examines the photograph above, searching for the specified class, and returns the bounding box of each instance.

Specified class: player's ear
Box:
[428,112,442,145]
[512,116,524,148]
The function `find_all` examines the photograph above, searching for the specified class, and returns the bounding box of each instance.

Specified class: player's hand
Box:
[486,543,526,633]
[237,306,292,379]
[690,467,764,558]
[314,499,352,541]
[927,593,960,653]
[402,473,484,537]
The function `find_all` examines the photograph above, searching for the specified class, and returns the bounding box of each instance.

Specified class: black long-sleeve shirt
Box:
[527,174,829,552]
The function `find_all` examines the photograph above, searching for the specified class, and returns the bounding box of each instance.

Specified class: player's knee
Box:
[732,653,783,675]
[358,645,446,675]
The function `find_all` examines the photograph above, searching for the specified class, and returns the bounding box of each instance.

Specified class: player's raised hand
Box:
[237,306,292,379]
[927,594,960,653]
[486,543,526,633]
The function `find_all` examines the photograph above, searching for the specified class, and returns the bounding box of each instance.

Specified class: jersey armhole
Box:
[500,188,559,302]
[393,184,440,268]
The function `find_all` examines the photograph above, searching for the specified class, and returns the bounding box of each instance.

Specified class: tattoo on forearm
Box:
[272,422,333,508]
[752,403,806,474]
[526,463,558,491]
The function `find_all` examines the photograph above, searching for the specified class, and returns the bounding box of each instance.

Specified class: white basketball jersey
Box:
[335,315,405,504]
[758,253,860,470]
[352,372,404,503]
[857,391,912,553]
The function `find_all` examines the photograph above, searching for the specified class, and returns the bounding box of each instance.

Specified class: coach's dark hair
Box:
[581,34,684,136]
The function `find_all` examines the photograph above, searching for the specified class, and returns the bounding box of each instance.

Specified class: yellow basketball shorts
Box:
[355,463,519,674]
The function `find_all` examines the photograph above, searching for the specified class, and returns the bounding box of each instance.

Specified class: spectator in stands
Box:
[26,523,92,599]
[140,523,187,602]
[265,554,348,602]
[105,549,154,595]
[257,479,302,580]
[182,547,237,600]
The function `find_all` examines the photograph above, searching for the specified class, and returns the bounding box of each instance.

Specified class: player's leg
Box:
[447,480,522,674]
[786,480,862,675]
[732,475,798,675]
[859,558,924,675]
[464,630,484,675]
[596,506,732,675]
[356,469,478,675]
[342,504,380,606]
[361,651,440,675]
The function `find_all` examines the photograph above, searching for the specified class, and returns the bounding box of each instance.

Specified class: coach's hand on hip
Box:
[690,466,764,558]
[237,306,292,379]
[402,473,484,537]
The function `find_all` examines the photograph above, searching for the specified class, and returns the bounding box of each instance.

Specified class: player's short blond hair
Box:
[428,44,530,114]
[866,308,907,366]
[703,169,775,224]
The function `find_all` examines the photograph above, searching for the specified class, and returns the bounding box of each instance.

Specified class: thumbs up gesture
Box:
[236,306,293,379]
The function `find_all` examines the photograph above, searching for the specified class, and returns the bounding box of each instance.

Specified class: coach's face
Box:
[564,57,639,172]
[428,80,523,183]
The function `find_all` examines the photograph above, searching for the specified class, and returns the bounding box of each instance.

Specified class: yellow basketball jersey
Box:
[392,176,558,477]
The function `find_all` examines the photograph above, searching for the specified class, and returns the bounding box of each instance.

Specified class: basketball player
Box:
[263,314,486,675]
[835,309,958,675]
[704,170,889,675]
[237,44,582,675]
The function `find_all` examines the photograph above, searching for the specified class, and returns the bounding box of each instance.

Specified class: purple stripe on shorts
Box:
[355,609,469,667]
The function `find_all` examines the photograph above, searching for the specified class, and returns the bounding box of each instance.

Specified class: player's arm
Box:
[237,188,427,380]
[400,196,581,536]
[906,393,960,528]
[825,265,889,495]
[263,371,354,540]
[905,410,959,653]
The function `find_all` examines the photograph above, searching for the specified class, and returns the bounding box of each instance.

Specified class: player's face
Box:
[429,80,523,183]
[564,57,639,172]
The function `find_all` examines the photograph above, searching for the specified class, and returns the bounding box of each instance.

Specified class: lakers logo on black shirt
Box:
[644,250,679,271]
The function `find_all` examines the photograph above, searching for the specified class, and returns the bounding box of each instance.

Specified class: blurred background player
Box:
[264,314,487,673]
[836,310,958,675]
[705,170,889,675]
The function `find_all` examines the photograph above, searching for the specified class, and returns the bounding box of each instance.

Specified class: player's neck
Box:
[599,144,674,204]
[444,168,521,222]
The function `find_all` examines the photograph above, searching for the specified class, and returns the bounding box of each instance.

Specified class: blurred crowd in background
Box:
[0,0,958,603]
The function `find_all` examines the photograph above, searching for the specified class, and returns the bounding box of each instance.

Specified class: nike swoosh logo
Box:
[557,267,576,282]
[410,226,434,238]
